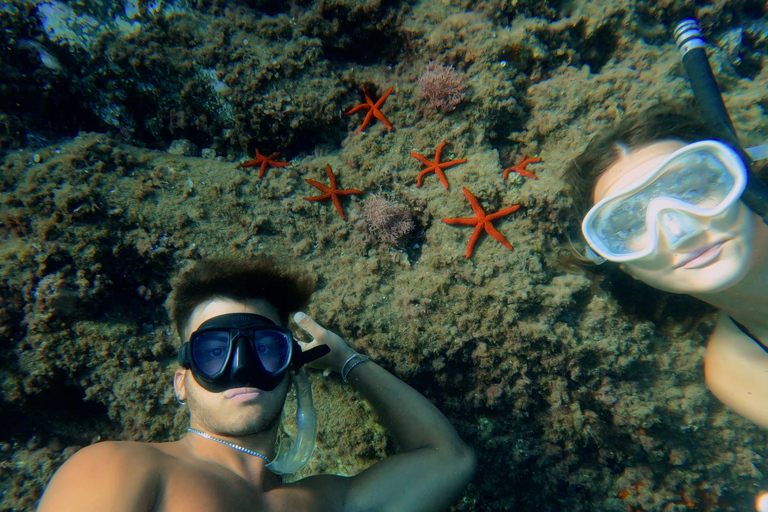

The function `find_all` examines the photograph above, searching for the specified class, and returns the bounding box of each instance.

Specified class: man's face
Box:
[177,298,290,437]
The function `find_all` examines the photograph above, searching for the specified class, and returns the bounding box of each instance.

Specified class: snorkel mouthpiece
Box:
[265,370,318,475]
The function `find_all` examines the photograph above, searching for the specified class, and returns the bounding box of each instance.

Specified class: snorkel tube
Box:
[265,369,317,475]
[674,20,768,222]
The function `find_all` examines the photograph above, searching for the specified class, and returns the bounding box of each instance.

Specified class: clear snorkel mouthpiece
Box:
[265,369,317,475]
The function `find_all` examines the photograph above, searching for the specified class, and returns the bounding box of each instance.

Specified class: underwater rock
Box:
[167,139,199,157]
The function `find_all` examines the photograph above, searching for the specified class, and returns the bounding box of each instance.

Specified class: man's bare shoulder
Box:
[57,439,173,472]
[37,441,170,512]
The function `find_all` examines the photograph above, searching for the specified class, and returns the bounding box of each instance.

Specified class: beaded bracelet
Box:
[342,353,370,383]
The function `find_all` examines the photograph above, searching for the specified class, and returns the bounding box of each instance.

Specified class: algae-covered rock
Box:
[2,0,768,510]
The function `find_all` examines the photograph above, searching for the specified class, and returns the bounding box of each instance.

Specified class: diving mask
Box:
[582,140,747,263]
[178,313,329,393]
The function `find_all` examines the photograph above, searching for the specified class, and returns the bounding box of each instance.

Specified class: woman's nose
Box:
[658,209,703,249]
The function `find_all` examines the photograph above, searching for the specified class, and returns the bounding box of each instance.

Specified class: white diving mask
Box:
[582,140,748,263]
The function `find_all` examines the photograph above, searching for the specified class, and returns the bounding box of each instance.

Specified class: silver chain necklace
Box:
[187,428,272,464]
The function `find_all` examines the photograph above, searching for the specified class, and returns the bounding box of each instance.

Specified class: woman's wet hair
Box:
[167,255,316,341]
[562,103,733,263]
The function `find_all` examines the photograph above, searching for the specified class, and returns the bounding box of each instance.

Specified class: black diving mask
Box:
[178,313,329,393]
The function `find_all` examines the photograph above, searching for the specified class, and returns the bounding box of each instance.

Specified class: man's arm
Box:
[295,313,476,512]
[37,441,160,512]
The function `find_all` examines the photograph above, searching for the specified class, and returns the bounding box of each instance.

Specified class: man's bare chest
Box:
[157,466,270,512]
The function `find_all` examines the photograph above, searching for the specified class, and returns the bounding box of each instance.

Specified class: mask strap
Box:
[747,144,768,161]
[292,344,330,368]
[585,245,606,265]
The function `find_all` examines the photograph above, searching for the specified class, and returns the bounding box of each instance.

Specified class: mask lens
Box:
[253,331,291,373]
[656,151,733,207]
[191,330,230,377]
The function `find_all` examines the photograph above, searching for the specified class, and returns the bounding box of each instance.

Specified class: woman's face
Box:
[592,140,757,295]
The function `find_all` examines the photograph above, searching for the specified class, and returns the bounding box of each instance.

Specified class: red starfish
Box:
[303,164,362,221]
[411,141,467,190]
[502,155,542,180]
[345,86,394,133]
[442,187,520,258]
[239,149,290,178]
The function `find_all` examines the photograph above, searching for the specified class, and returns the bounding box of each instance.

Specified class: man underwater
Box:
[37,256,476,512]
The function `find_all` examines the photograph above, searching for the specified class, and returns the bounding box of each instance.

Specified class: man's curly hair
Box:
[167,255,315,341]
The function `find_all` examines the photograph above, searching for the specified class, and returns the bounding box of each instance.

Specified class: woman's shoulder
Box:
[703,312,768,428]
[711,312,768,352]
[705,312,768,387]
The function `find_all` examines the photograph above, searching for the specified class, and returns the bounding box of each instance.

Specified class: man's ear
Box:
[174,369,187,401]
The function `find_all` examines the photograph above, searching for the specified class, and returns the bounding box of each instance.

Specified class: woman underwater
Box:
[565,104,768,428]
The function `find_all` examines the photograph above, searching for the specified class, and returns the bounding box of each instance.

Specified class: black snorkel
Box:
[674,19,768,222]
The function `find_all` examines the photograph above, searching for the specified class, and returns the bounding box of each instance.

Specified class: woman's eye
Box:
[209,348,224,357]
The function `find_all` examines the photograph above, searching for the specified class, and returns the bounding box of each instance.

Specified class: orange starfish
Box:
[303,164,362,221]
[411,141,467,190]
[345,86,393,133]
[502,155,542,180]
[239,149,290,178]
[442,187,520,258]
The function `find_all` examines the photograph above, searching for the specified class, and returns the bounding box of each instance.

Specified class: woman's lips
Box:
[224,388,262,402]
[680,243,724,269]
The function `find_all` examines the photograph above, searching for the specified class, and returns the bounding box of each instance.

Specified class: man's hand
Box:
[294,311,475,512]
[294,312,356,374]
